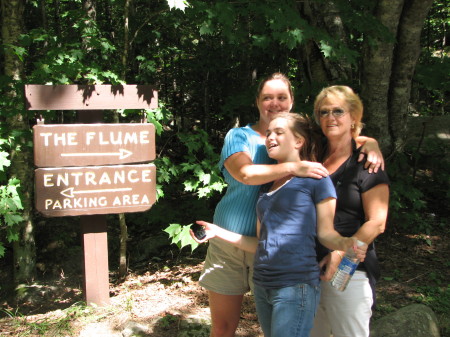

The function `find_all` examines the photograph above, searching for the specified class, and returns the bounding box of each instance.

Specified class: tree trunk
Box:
[118,0,132,280]
[360,0,405,154]
[82,0,96,52]
[388,0,435,153]
[2,0,37,292]
[299,0,353,86]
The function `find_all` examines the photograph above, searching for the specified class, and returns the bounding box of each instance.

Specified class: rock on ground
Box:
[370,304,440,337]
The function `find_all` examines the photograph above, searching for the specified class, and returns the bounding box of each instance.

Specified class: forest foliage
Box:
[0,0,449,282]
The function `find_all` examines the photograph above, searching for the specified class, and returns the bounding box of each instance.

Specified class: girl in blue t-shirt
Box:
[193,113,367,337]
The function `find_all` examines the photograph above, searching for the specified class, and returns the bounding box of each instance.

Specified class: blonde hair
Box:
[313,85,364,137]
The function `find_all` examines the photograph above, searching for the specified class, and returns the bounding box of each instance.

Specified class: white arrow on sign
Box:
[61,187,133,198]
[60,148,133,160]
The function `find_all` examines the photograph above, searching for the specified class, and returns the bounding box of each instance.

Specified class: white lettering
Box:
[44,174,54,187]
[110,131,122,145]
[67,132,78,145]
[86,132,96,145]
[71,172,84,186]
[99,132,110,145]
[141,194,150,204]
[140,131,150,144]
[85,172,97,186]
[124,132,138,144]
[114,170,125,184]
[141,170,152,182]
[127,170,139,183]
[54,133,66,146]
[40,133,52,146]
[42,168,152,187]
[56,173,69,187]
[98,172,112,185]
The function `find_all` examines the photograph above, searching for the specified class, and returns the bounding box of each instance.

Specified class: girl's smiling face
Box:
[265,117,303,163]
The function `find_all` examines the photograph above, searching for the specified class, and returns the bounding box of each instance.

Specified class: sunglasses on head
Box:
[318,108,346,118]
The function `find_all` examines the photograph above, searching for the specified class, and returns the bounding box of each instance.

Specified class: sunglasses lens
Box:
[319,108,346,118]
[333,109,345,117]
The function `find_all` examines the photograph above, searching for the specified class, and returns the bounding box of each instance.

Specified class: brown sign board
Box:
[35,164,156,217]
[33,123,155,167]
[25,84,158,110]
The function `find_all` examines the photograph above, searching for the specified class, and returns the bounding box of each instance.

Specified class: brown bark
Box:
[389,0,435,153]
[301,0,353,84]
[361,0,405,153]
[2,0,36,289]
[82,0,97,52]
[118,0,132,280]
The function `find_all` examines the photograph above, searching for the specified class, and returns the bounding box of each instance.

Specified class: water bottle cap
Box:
[356,239,366,247]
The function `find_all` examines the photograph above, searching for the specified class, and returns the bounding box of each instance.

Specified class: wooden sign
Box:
[33,123,156,167]
[25,84,158,110]
[35,164,156,217]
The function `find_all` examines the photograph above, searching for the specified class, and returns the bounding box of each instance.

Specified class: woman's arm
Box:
[316,198,358,252]
[319,184,389,281]
[224,151,329,185]
[191,220,258,253]
[355,136,385,173]
[352,184,390,244]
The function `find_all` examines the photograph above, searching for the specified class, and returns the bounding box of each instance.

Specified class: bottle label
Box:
[338,257,358,275]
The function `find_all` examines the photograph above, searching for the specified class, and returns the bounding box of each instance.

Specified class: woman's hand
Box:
[294,161,329,179]
[358,137,385,173]
[351,237,368,262]
[319,251,342,281]
[189,220,217,243]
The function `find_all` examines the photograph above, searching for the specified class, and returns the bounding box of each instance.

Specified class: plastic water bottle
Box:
[330,240,366,291]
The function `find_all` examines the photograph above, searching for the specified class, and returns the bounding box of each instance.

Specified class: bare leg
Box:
[209,290,244,337]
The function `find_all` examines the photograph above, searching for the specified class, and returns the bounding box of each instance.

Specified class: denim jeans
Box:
[254,283,320,337]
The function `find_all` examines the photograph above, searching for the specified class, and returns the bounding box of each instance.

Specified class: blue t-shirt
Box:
[253,176,337,288]
[213,124,275,236]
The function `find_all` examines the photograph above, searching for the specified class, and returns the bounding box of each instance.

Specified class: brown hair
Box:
[313,85,364,137]
[256,72,294,103]
[272,112,322,162]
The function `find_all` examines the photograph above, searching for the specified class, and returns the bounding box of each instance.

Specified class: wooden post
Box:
[78,110,110,306]
[81,215,110,305]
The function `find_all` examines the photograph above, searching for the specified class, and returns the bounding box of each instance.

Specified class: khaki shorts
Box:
[199,237,255,295]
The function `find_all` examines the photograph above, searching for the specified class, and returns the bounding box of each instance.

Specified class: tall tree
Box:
[1,0,36,292]
[361,0,435,155]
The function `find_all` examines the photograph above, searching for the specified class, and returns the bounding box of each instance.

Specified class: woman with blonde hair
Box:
[310,86,390,337]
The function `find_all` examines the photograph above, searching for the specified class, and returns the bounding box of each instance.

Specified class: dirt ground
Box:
[0,225,449,337]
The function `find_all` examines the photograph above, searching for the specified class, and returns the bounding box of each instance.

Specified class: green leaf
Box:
[164,223,183,237]
[199,22,214,35]
[0,152,11,170]
[167,0,189,12]
[320,41,333,58]
[4,214,23,226]
[163,223,199,252]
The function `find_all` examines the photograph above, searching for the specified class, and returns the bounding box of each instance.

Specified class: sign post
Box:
[26,85,158,306]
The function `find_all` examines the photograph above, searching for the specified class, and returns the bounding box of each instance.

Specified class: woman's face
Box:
[265,117,302,163]
[256,79,293,126]
[318,94,355,141]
